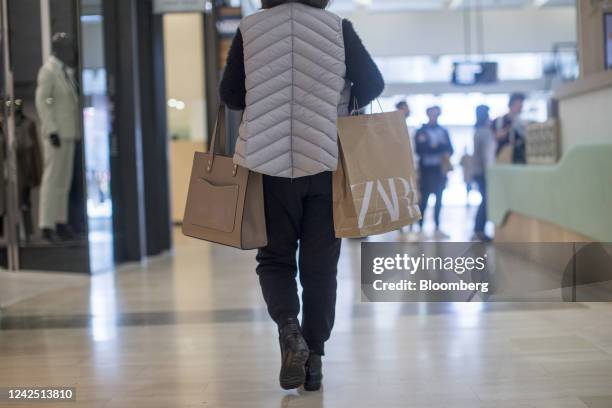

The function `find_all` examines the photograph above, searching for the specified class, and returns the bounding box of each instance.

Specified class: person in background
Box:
[415,106,454,237]
[395,100,415,232]
[219,0,384,392]
[493,92,526,164]
[460,147,474,208]
[396,100,410,119]
[472,105,495,242]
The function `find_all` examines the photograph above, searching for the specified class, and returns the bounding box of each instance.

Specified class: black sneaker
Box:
[278,318,309,390]
[304,353,323,391]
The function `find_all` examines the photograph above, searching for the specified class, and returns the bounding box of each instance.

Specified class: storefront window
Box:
[163,13,207,141]
[375,91,550,206]
[375,52,578,84]
[80,0,114,272]
[162,13,208,222]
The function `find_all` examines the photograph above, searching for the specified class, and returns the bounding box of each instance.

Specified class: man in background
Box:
[472,105,496,242]
[396,100,415,233]
[493,92,526,164]
[396,100,410,119]
[415,106,454,237]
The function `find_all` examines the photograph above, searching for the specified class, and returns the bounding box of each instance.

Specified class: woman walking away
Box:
[219,0,384,391]
[472,105,495,242]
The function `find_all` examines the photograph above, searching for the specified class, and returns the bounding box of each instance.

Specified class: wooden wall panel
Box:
[495,212,594,243]
[577,0,611,77]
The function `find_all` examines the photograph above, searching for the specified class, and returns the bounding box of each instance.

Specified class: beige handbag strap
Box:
[207,105,238,177]
[207,105,226,172]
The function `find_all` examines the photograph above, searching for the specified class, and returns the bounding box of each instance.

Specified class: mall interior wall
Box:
[576,0,607,76]
[6,0,89,272]
[344,7,576,57]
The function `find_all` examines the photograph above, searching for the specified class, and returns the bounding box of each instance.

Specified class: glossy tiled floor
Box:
[1,207,612,408]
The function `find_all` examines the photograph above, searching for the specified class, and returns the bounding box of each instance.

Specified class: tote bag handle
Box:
[206,105,229,173]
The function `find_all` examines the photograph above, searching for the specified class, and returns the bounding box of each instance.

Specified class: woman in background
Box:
[472,105,496,242]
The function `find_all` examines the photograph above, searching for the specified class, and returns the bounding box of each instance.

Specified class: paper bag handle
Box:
[350,97,384,116]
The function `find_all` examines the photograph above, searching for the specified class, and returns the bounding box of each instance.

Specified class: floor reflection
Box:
[88,217,114,273]
[89,270,118,342]
[0,208,611,407]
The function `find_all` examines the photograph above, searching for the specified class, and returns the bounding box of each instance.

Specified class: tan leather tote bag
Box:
[182,106,267,249]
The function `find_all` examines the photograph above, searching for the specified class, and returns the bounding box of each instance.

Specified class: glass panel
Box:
[606,13,612,69]
[80,0,113,272]
[0,0,92,271]
[0,0,11,269]
[375,52,579,83]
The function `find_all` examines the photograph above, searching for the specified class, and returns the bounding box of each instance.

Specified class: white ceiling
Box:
[329,0,575,13]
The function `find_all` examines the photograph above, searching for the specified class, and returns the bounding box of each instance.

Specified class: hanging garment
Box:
[15,113,43,238]
[15,114,43,191]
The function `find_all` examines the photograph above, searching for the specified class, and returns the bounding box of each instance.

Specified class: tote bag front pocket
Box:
[186,178,239,233]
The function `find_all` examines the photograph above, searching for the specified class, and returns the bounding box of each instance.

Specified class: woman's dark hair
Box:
[395,101,408,110]
[261,0,330,9]
[508,92,526,107]
[426,105,441,116]
[475,105,490,128]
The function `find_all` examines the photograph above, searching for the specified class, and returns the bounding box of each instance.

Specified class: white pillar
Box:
[40,0,51,61]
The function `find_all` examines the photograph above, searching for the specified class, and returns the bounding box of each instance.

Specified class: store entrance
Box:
[0,0,113,273]
[161,12,208,224]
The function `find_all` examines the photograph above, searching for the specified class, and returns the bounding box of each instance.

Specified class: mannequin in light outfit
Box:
[35,32,80,243]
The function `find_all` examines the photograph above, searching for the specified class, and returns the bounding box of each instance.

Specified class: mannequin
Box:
[35,32,80,243]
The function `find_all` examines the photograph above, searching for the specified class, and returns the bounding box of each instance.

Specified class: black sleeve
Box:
[414,129,429,156]
[219,29,246,110]
[342,19,384,109]
[415,128,430,156]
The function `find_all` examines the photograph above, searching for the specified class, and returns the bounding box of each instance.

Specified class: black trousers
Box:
[474,174,487,234]
[256,171,341,356]
[418,166,446,229]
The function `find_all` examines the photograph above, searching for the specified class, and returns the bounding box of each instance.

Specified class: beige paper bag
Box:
[333,111,422,238]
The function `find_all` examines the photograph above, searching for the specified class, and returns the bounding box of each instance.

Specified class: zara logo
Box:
[351,177,419,229]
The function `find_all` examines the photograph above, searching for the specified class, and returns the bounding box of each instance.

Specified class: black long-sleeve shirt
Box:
[219,19,384,111]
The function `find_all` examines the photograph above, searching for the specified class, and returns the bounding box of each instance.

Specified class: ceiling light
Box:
[354,0,373,7]
[447,0,464,9]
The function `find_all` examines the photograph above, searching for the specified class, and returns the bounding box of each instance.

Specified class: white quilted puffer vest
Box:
[234,2,349,178]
